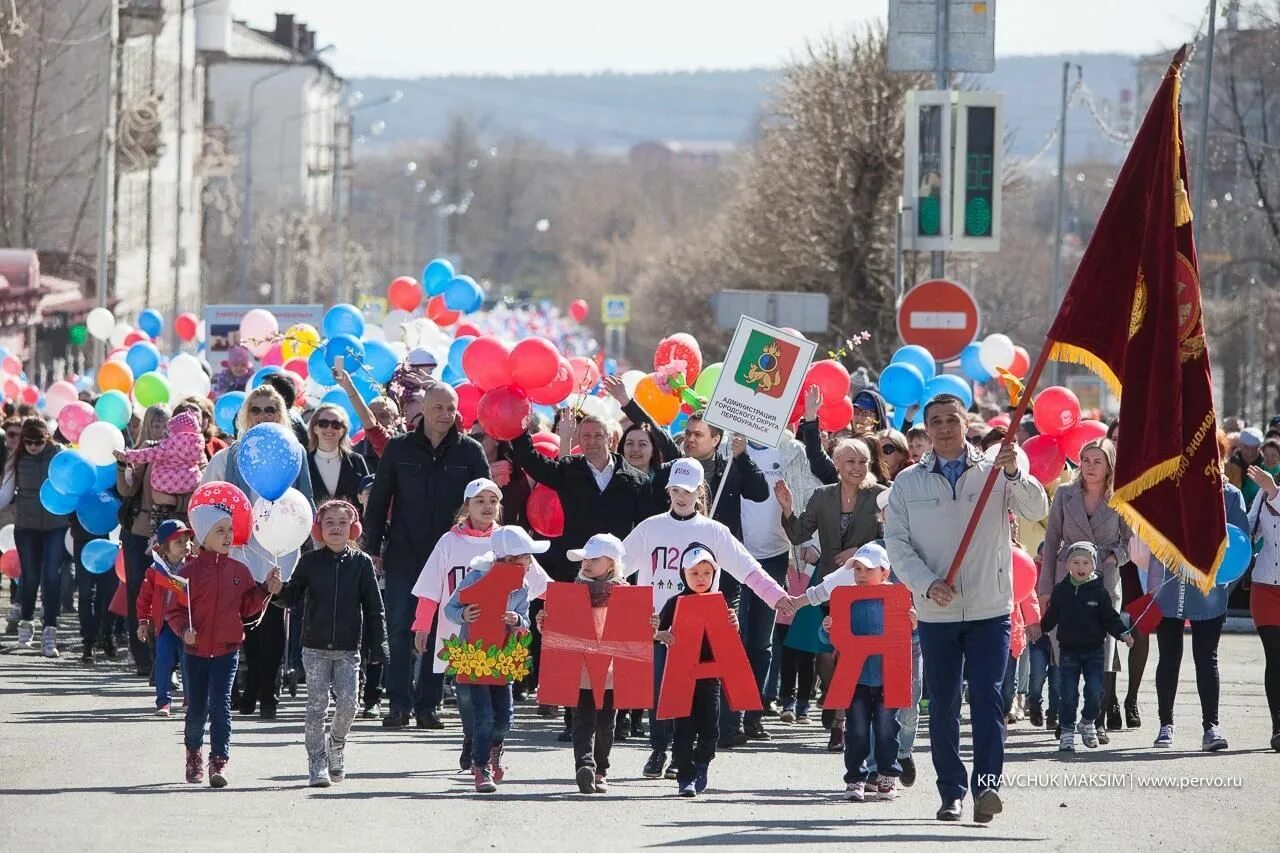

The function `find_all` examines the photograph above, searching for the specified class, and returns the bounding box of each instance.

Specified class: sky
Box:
[229,0,1214,77]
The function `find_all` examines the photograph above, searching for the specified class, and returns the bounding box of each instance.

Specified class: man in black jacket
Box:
[363,384,489,729]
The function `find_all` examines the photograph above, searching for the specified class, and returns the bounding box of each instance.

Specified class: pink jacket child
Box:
[118,410,205,500]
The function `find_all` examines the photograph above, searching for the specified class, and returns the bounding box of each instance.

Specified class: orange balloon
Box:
[634,376,680,426]
[98,360,135,393]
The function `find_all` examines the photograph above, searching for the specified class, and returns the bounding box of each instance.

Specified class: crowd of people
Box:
[2,349,1278,821]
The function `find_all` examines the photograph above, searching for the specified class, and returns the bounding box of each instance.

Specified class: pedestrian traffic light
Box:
[903,90,952,252]
[951,92,1003,251]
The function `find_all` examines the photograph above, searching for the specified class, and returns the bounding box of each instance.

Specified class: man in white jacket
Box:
[885,395,1047,825]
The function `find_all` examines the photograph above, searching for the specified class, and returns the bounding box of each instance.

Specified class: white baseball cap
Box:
[567,533,626,563]
[680,544,718,571]
[667,458,704,493]
[407,347,439,368]
[849,542,890,571]
[464,478,503,500]
[491,525,550,557]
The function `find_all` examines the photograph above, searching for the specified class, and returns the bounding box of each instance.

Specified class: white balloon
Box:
[108,349,129,363]
[78,421,126,466]
[382,309,412,341]
[363,325,386,343]
[388,341,408,362]
[86,307,115,341]
[64,529,74,556]
[108,526,121,543]
[252,489,313,556]
[168,352,211,399]
[620,370,646,398]
[979,334,1016,377]
[0,524,14,552]
[304,378,332,408]
[196,319,207,343]
[984,442,1031,479]
[109,323,134,349]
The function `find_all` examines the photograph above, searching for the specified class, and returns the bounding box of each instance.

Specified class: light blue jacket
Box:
[1146,485,1248,621]
[443,554,532,643]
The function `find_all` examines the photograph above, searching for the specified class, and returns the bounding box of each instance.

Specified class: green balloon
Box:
[693,362,724,400]
[133,372,171,407]
[93,389,132,429]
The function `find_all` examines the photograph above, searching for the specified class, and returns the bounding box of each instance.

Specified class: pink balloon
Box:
[987,414,1011,429]
[509,337,560,390]
[462,335,514,392]
[1032,386,1081,437]
[261,343,284,367]
[57,401,96,443]
[1012,547,1037,603]
[654,333,703,386]
[44,380,78,417]
[476,385,532,441]
[239,308,279,358]
[1023,434,1067,485]
[1,355,20,375]
[1059,419,1109,466]
[569,356,600,393]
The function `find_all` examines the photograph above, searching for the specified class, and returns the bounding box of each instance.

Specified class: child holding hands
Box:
[136,520,196,716]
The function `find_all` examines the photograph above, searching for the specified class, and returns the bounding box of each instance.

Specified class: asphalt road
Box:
[0,632,1274,852]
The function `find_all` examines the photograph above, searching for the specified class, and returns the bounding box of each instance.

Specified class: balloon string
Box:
[1119,573,1180,637]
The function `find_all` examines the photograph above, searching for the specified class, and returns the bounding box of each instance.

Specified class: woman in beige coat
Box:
[1038,438,1130,741]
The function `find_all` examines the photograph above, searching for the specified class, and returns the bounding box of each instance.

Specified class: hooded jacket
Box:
[120,410,205,495]
[1039,573,1128,651]
[165,550,269,658]
[657,561,720,662]
[274,544,388,660]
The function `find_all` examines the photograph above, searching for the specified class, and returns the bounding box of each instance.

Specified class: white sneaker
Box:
[1079,721,1099,748]
[308,757,331,788]
[1059,730,1076,752]
[845,781,866,802]
[16,620,33,648]
[41,626,59,658]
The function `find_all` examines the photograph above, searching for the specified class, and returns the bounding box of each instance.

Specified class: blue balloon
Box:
[138,308,165,339]
[448,335,475,376]
[49,450,96,497]
[892,407,909,431]
[39,480,80,516]
[604,358,618,376]
[923,373,973,409]
[362,339,399,384]
[308,347,335,386]
[323,303,365,339]
[443,275,483,313]
[422,258,455,297]
[125,341,162,377]
[325,334,366,370]
[93,463,117,492]
[76,490,122,536]
[670,410,690,435]
[81,539,121,575]
[890,345,937,383]
[878,363,926,407]
[238,422,303,501]
[214,391,246,436]
[440,365,463,386]
[321,389,360,431]
[960,342,993,384]
[250,365,284,390]
[1218,524,1252,586]
[350,370,382,404]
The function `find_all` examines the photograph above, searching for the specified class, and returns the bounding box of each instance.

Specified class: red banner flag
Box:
[1046,46,1224,589]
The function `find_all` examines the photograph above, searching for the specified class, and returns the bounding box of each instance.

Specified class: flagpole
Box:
[943,344,1053,588]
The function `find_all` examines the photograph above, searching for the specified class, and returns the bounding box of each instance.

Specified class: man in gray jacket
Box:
[886,394,1048,824]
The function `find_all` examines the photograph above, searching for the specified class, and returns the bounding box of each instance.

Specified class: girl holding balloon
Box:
[0,418,70,656]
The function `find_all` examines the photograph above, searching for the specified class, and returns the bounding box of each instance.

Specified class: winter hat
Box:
[190,503,232,548]
[1240,427,1264,449]
[224,345,253,369]
[167,410,201,435]
[1066,541,1098,564]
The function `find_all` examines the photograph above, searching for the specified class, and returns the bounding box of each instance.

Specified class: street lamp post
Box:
[333,89,401,302]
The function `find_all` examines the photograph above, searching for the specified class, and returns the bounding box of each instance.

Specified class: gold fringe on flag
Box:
[1170,62,1193,227]
[1113,501,1225,594]
[1047,341,1121,399]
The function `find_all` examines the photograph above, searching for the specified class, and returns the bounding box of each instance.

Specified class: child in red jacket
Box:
[167,503,278,788]
[136,520,196,716]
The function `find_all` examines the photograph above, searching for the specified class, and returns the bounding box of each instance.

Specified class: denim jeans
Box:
[121,531,152,669]
[1058,646,1105,731]
[185,650,239,759]
[462,682,512,768]
[302,649,361,762]
[154,624,187,709]
[649,641,673,754]
[1027,634,1058,713]
[15,527,68,626]
[897,634,922,759]
[918,615,1011,802]
[74,536,118,643]
[412,620,444,717]
[845,684,901,783]
[738,553,787,726]
[1001,654,1018,715]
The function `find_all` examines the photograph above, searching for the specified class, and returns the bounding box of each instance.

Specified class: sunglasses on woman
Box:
[249,405,279,416]
[312,418,345,431]
[881,444,902,455]
[23,438,45,448]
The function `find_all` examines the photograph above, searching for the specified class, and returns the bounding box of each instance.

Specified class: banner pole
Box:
[708,433,735,519]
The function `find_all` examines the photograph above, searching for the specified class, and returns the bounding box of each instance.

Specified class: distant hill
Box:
[349,53,1139,164]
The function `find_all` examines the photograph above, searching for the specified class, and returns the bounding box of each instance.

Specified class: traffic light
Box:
[903,90,952,251]
[951,92,1002,251]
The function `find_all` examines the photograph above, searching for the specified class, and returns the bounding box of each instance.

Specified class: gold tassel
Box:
[1113,502,1223,594]
[1047,342,1122,399]
[1110,455,1182,504]
[1171,67,1193,227]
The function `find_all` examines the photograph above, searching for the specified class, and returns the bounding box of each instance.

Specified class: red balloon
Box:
[1124,592,1164,636]
[21,385,38,406]
[569,299,589,324]
[462,336,514,392]
[527,484,565,537]
[0,549,19,580]
[388,276,423,312]
[189,481,253,547]
[818,396,855,432]
[3,379,18,400]
[476,385,533,441]
[123,331,149,347]
[115,549,126,583]
[1008,346,1030,379]
[987,414,1011,429]
[455,322,482,339]
[427,295,460,326]
[175,312,199,342]
[529,358,574,406]
[2,354,20,375]
[569,356,600,393]
[1023,434,1067,485]
[1032,386,1081,437]
[654,333,702,386]
[455,381,483,429]
[1059,419,1109,466]
[531,432,560,459]
[283,357,309,380]
[805,359,850,403]
[1012,547,1037,603]
[509,337,560,390]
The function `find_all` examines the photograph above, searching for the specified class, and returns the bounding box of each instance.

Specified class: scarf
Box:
[454,521,496,538]
[575,567,626,607]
